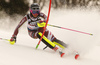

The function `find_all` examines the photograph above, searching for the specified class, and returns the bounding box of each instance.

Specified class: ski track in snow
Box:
[0,9,100,65]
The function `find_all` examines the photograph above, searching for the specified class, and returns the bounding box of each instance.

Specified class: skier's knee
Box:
[37,32,56,49]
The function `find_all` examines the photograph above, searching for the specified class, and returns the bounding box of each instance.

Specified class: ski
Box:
[75,52,80,59]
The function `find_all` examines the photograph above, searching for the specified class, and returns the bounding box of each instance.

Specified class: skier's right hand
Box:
[10,35,16,42]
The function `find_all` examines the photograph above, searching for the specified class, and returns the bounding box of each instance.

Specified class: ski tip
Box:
[61,53,65,57]
[75,54,80,60]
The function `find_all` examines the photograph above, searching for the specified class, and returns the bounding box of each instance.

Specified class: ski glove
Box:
[37,20,46,27]
[10,35,16,42]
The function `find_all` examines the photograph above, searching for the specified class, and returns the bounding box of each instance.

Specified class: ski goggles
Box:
[30,9,40,14]
[32,10,40,14]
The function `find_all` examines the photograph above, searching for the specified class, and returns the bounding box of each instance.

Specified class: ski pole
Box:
[0,38,15,45]
[0,38,9,41]
[36,0,52,49]
[47,24,93,36]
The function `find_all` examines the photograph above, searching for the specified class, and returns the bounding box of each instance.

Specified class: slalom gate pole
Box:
[36,0,52,49]
[47,24,93,36]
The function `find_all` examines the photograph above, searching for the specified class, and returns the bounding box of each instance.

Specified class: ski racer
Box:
[10,3,67,57]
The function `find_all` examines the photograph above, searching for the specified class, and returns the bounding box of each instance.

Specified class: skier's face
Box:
[30,8,40,17]
[32,10,40,17]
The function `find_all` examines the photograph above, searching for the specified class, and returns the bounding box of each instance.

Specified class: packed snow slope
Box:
[0,9,100,65]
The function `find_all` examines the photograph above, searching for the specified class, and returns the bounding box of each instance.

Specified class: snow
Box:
[0,9,100,65]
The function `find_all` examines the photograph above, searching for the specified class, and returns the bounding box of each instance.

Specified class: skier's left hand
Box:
[39,20,46,23]
[37,20,46,27]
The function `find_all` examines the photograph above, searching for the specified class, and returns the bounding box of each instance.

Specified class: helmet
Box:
[30,3,40,17]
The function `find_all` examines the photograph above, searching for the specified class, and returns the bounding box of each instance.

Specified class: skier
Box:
[10,3,67,57]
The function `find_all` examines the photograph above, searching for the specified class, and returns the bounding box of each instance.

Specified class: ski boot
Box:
[59,51,65,57]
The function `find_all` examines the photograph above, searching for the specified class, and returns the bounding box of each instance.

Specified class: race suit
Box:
[12,12,67,49]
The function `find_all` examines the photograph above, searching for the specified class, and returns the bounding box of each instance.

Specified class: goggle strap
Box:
[30,9,33,13]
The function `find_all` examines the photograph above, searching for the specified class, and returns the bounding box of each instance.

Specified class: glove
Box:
[10,35,16,43]
[37,20,46,27]
[9,35,16,45]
